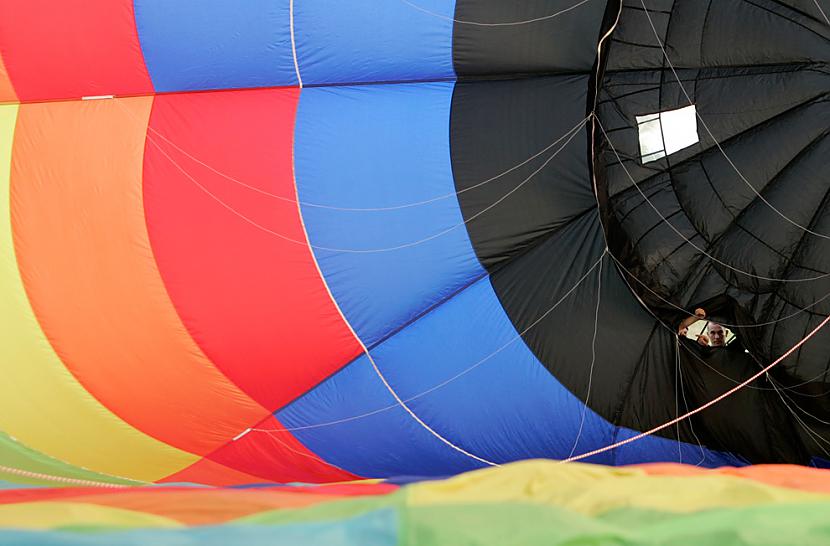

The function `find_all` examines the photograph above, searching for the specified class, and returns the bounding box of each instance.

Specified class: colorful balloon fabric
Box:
[1,0,830,538]
[2,461,830,545]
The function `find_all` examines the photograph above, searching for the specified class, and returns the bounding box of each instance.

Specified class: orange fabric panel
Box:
[10,97,270,457]
[2,104,192,481]
[637,463,830,495]
[0,54,15,103]
[159,458,270,487]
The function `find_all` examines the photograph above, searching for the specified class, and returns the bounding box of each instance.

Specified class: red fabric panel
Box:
[0,488,124,505]
[0,0,152,101]
[159,458,272,487]
[207,416,358,483]
[143,87,362,411]
[286,483,399,496]
[0,481,395,506]
[0,483,397,507]
[44,489,359,525]
[10,98,269,458]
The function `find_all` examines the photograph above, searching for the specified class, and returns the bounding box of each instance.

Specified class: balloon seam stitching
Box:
[287,109,498,470]
[289,0,303,88]
[562,313,830,462]
[638,0,830,241]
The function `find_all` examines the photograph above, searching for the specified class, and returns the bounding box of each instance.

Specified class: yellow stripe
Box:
[0,501,183,530]
[408,460,826,514]
[0,103,196,481]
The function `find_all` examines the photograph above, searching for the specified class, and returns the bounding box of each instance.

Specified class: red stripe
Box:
[159,458,274,487]
[0,488,126,505]
[0,0,152,101]
[206,416,358,483]
[0,482,395,506]
[143,87,362,412]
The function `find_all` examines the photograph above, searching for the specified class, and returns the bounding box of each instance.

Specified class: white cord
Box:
[768,379,830,458]
[609,252,830,395]
[597,117,830,283]
[675,336,682,463]
[675,337,707,466]
[134,108,590,213]
[638,0,830,241]
[252,250,607,434]
[287,107,498,468]
[120,98,588,254]
[289,0,303,88]
[567,252,604,458]
[812,0,830,25]
[398,0,593,27]
[561,313,830,463]
[608,252,830,329]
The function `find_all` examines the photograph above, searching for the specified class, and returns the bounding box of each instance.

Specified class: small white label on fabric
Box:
[636,104,699,163]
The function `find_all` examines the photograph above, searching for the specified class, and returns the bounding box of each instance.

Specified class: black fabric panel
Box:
[675,340,810,464]
[447,0,825,463]
[597,9,830,369]
[452,0,609,77]
[489,213,661,422]
[450,76,596,270]
[594,0,829,462]
[605,0,830,71]
[597,66,829,199]
[486,212,809,461]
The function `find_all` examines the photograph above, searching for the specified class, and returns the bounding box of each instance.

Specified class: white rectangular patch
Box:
[636,104,699,163]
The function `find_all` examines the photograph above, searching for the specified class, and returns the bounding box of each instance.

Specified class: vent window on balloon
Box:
[636,104,699,163]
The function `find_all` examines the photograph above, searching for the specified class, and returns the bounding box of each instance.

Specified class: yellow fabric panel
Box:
[0,102,196,482]
[408,460,825,515]
[0,502,183,530]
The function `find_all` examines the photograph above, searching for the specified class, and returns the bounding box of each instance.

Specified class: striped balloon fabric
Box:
[3,0,791,488]
[1,2,829,543]
[2,461,830,545]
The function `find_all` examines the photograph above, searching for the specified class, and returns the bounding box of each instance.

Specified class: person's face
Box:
[708,324,725,347]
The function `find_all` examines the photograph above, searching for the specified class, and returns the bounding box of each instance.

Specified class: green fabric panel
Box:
[1,461,830,545]
[0,509,398,545]
[404,503,628,546]
[0,432,136,487]
[402,502,830,546]
[236,487,830,546]
[600,502,830,546]
[2,492,830,544]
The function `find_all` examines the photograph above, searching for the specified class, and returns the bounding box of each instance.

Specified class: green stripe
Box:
[0,432,135,487]
[6,499,830,545]
[236,486,830,546]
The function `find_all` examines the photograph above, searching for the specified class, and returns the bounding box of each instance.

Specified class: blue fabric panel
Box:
[133,0,297,92]
[278,349,488,479]
[612,428,748,468]
[294,0,455,85]
[813,457,830,469]
[0,509,398,546]
[295,82,485,346]
[279,276,741,478]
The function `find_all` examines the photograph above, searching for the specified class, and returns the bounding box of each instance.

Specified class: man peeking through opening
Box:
[707,323,726,348]
[677,308,728,348]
